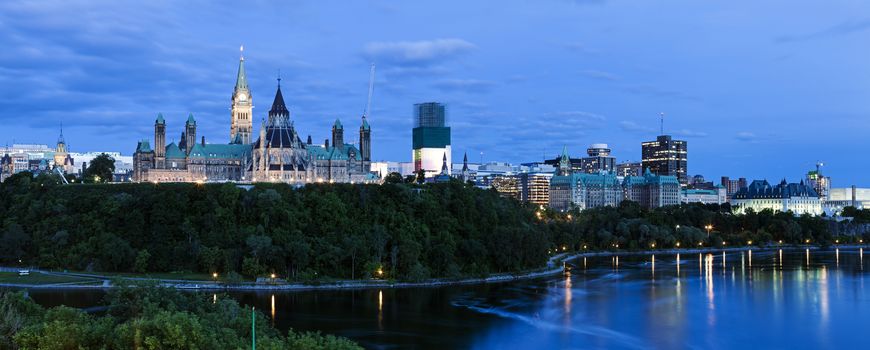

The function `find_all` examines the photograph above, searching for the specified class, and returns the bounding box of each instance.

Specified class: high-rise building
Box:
[230,47,253,144]
[641,135,687,185]
[580,143,616,174]
[412,102,451,177]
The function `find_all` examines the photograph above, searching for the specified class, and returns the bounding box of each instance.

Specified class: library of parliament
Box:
[132,51,375,184]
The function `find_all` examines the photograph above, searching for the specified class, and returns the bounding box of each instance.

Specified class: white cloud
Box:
[432,79,495,93]
[363,38,476,66]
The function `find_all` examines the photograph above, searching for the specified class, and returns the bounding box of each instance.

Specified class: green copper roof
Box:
[186,113,196,125]
[235,57,248,91]
[136,140,152,153]
[189,143,252,159]
[361,117,370,130]
[308,145,348,160]
[334,119,343,129]
[165,143,186,159]
[156,113,165,124]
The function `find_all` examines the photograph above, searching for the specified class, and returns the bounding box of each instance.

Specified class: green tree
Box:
[84,153,115,183]
[384,172,403,184]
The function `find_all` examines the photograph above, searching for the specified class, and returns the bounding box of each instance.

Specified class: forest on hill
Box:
[0,172,853,281]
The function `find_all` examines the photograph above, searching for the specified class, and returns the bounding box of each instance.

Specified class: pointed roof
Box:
[57,123,65,144]
[462,152,468,172]
[186,113,196,125]
[269,85,289,121]
[361,116,371,131]
[235,51,248,91]
[333,119,343,129]
[559,146,570,169]
[441,152,449,174]
[156,113,165,124]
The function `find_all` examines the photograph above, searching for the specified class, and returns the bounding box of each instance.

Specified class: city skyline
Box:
[1,1,868,185]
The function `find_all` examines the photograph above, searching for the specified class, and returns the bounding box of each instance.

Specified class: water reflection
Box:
[18,249,870,350]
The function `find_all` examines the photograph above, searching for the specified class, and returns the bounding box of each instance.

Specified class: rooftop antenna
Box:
[363,63,376,118]
[277,69,281,87]
[240,45,244,60]
[659,112,664,135]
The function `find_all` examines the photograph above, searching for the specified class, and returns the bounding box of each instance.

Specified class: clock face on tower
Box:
[238,93,247,101]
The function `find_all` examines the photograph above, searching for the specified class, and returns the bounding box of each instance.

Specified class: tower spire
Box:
[235,47,248,91]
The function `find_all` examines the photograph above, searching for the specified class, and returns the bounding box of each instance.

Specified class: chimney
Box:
[201,136,206,146]
[325,139,329,148]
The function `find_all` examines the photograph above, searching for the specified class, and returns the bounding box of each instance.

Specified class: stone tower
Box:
[154,113,166,168]
[185,113,196,155]
[230,46,253,144]
[359,116,371,161]
[332,119,344,150]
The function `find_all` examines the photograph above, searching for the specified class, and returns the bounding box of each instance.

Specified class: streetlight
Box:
[676,242,681,248]
[704,224,713,237]
[212,272,218,282]
[747,240,752,245]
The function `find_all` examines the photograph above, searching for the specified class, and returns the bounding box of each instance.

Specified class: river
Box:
[24,248,870,349]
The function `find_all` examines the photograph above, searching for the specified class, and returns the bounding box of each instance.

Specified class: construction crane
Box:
[363,64,376,119]
[53,167,69,185]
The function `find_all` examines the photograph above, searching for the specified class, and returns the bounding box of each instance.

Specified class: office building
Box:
[617,161,642,177]
[580,143,616,174]
[412,102,451,178]
[721,176,747,199]
[806,163,830,199]
[681,187,727,205]
[641,135,687,185]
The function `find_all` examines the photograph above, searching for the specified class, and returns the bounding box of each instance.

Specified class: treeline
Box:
[0,284,360,349]
[0,172,547,280]
[541,201,849,251]
[0,172,856,281]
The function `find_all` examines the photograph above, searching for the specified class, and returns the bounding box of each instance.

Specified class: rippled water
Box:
[26,248,870,349]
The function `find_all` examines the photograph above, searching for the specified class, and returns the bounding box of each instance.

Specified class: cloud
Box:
[671,129,708,137]
[735,131,757,142]
[620,84,701,102]
[580,69,619,81]
[432,79,496,93]
[564,42,599,54]
[776,18,870,43]
[619,121,655,133]
[362,38,476,66]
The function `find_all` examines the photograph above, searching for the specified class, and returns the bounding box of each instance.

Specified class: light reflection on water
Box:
[20,249,870,349]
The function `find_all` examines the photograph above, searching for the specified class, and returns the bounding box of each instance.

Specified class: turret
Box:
[332,119,344,150]
[185,113,196,155]
[359,116,371,162]
[154,113,166,168]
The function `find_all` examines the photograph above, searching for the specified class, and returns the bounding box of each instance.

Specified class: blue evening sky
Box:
[1,1,868,185]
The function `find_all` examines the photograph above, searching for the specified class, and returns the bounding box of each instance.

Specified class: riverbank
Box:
[2,244,863,291]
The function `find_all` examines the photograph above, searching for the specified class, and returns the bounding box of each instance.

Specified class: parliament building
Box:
[133,51,375,184]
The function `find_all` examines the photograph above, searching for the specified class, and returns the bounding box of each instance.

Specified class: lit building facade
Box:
[617,161,642,177]
[731,179,822,216]
[548,148,622,211]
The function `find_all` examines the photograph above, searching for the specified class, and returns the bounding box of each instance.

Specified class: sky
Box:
[1,0,868,185]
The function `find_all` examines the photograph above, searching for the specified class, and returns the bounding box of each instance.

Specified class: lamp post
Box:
[704,224,713,238]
